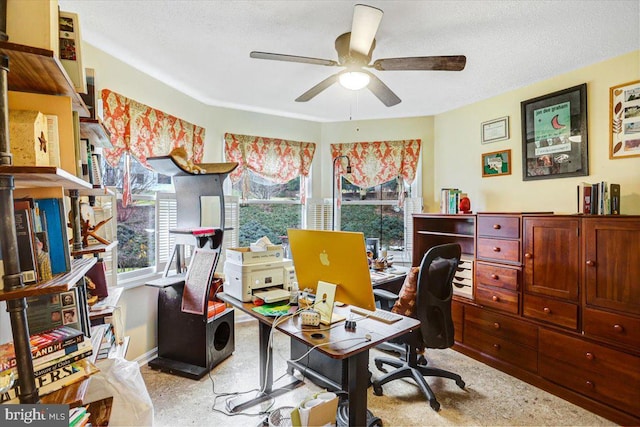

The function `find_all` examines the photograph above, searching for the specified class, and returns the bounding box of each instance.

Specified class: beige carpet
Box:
[141,318,614,427]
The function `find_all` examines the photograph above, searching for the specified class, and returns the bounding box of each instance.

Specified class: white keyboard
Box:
[349,306,403,324]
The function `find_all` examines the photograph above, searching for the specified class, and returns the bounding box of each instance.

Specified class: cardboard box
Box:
[225,246,284,265]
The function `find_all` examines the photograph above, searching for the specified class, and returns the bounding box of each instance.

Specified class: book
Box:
[0,358,98,403]
[45,114,61,168]
[610,183,621,215]
[0,325,85,372]
[577,182,591,214]
[13,198,38,284]
[35,197,71,275]
[26,288,84,335]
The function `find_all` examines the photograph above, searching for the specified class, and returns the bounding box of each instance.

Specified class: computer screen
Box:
[287,229,376,311]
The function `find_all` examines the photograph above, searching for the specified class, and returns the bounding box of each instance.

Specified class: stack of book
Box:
[0,325,96,403]
[440,188,467,214]
[68,406,91,427]
[91,323,115,361]
[577,182,621,215]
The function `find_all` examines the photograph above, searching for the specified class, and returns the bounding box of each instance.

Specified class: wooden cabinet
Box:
[413,212,640,425]
[412,214,475,300]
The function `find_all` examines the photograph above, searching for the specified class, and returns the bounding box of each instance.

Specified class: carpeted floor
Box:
[140,318,614,427]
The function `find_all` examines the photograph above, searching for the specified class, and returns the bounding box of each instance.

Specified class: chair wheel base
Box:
[373,383,383,396]
[456,379,465,389]
[430,399,440,411]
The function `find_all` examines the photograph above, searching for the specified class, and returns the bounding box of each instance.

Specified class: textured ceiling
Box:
[58,0,639,122]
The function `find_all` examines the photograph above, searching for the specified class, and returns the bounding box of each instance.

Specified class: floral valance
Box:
[330,139,421,205]
[101,89,206,205]
[224,133,316,203]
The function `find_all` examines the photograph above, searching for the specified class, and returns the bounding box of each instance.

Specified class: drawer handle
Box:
[585,352,594,361]
[613,324,624,333]
[493,343,501,350]
[543,307,551,314]
[493,224,501,230]
[524,252,532,259]
[492,247,501,252]
[585,380,594,389]
[493,322,500,329]
[491,274,499,280]
[586,260,595,267]
[492,295,500,302]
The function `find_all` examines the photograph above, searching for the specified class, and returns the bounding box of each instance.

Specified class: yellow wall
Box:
[433,50,640,214]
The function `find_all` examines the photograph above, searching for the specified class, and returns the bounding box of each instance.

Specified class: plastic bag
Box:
[84,357,154,426]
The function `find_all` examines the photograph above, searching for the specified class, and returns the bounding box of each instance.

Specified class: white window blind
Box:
[403,197,423,265]
[306,199,332,230]
[156,192,177,273]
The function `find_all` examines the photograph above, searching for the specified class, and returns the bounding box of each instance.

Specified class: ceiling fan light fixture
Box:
[339,71,370,90]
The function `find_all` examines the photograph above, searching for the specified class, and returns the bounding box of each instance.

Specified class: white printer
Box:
[224,258,295,302]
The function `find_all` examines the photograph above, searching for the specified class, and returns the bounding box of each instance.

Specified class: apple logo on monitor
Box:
[319,250,330,266]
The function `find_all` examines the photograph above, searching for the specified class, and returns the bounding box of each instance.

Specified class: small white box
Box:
[226,245,284,265]
[9,110,50,167]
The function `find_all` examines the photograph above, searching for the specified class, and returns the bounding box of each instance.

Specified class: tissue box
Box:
[225,245,284,265]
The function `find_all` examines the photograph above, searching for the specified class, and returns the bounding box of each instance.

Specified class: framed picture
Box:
[610,79,640,159]
[520,83,588,181]
[482,149,511,177]
[481,116,509,144]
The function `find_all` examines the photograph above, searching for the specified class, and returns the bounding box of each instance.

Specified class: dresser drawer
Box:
[539,328,640,417]
[477,238,520,264]
[478,215,520,239]
[454,266,473,280]
[583,307,640,349]
[476,262,519,291]
[523,294,578,330]
[464,325,537,372]
[465,305,537,349]
[475,285,519,314]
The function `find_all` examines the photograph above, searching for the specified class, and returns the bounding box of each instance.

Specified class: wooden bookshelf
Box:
[0,165,93,190]
[0,41,89,116]
[0,257,96,302]
[80,117,113,149]
[72,241,118,258]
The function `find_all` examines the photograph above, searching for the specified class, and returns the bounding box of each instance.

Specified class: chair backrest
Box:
[415,243,461,349]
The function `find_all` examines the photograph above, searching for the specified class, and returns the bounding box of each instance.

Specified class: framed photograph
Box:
[520,83,588,181]
[610,79,640,159]
[482,149,511,177]
[481,116,509,144]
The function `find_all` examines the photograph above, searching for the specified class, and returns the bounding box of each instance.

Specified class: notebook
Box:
[287,229,376,311]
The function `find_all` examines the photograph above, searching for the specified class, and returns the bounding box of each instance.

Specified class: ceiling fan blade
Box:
[250,51,338,67]
[295,73,341,102]
[373,55,467,71]
[349,4,383,57]
[363,70,401,107]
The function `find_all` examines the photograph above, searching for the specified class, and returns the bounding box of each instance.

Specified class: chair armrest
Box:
[373,288,400,303]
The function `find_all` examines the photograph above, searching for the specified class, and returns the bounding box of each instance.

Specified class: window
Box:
[230,170,302,246]
[102,154,175,278]
[340,177,420,265]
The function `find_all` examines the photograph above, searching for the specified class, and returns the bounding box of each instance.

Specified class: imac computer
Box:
[287,229,376,311]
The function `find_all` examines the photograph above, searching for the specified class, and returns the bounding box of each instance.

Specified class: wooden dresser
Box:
[413,213,640,425]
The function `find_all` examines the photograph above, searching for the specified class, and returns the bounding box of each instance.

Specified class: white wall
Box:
[433,50,640,214]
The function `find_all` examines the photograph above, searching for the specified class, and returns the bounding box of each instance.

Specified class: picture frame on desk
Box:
[520,83,588,181]
[609,79,640,159]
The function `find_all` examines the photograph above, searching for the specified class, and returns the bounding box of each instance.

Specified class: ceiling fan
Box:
[250,4,466,107]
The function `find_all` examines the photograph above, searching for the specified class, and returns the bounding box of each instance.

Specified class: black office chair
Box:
[372,243,466,411]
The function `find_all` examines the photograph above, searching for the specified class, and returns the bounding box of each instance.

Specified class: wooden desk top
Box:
[220,293,420,360]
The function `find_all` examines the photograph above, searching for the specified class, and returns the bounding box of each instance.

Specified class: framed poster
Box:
[610,79,640,159]
[481,116,509,144]
[482,149,511,177]
[520,83,588,181]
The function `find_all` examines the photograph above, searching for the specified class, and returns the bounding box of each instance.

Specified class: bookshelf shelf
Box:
[0,165,93,190]
[71,241,118,258]
[0,41,89,117]
[0,257,96,302]
[79,117,113,149]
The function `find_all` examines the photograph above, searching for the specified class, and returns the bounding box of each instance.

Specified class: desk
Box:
[220,292,419,427]
[289,269,409,391]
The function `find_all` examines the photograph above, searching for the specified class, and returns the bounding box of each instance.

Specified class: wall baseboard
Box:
[134,347,158,366]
